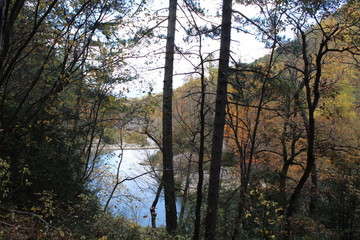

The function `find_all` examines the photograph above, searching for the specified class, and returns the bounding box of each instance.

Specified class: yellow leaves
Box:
[54,29,62,35]
[275,207,283,213]
[18,14,26,21]
[36,120,51,125]
[109,95,116,103]
[243,187,284,239]
[35,191,56,218]
[98,236,108,240]
[0,158,10,198]
[43,63,50,69]
[59,229,65,237]
[317,78,357,121]
[104,26,112,37]
[68,40,75,47]
[39,2,47,10]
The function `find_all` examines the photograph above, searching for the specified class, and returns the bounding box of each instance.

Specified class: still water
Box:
[97,148,179,227]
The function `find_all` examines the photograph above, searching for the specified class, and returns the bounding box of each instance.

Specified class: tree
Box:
[279,2,360,236]
[227,39,279,239]
[224,1,359,238]
[204,0,232,239]
[162,0,178,233]
[0,0,144,236]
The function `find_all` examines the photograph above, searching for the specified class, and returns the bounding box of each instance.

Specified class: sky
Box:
[116,0,270,98]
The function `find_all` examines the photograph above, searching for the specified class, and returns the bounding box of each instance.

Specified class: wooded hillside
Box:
[0,0,359,239]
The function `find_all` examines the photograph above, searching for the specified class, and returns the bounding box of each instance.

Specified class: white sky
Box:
[117,0,270,98]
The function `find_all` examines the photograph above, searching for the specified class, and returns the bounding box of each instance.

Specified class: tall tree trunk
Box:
[162,0,178,233]
[204,0,232,239]
[285,29,324,237]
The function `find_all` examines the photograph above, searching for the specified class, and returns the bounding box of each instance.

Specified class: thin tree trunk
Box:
[285,113,316,234]
[232,30,277,240]
[309,162,318,216]
[193,118,205,239]
[150,182,163,229]
[204,0,232,239]
[162,0,178,233]
[192,12,207,240]
[231,183,247,240]
[104,127,124,212]
[179,157,192,226]
[279,160,291,207]
[0,0,5,48]
[285,29,324,237]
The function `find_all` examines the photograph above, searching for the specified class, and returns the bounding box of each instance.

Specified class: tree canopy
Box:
[0,0,359,239]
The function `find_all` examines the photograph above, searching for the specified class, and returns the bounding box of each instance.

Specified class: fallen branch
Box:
[0,206,52,235]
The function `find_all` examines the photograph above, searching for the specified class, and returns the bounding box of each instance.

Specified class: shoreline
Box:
[96,143,160,151]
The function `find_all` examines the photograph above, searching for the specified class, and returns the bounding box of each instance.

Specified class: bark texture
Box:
[162,0,178,233]
[204,0,232,239]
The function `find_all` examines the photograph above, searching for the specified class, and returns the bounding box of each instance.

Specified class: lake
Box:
[96,147,179,227]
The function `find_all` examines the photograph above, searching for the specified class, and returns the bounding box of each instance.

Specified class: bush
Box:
[289,217,336,240]
[91,213,142,240]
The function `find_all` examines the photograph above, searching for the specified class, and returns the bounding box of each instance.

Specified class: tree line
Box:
[0,0,359,239]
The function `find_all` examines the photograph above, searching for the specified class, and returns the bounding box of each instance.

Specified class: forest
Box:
[0,0,359,239]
